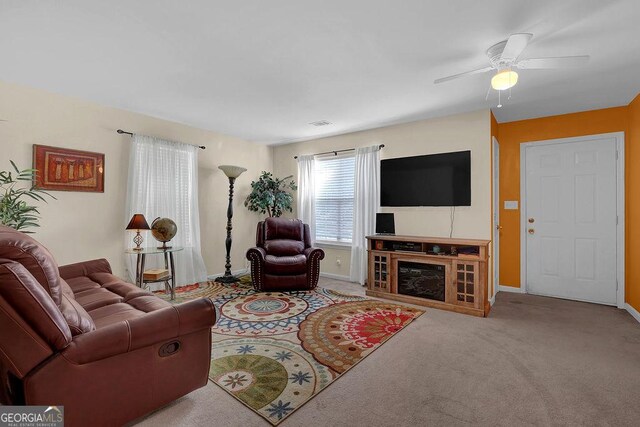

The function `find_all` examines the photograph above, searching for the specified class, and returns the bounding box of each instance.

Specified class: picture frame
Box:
[33,145,105,192]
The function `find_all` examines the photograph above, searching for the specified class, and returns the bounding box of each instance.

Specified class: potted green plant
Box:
[0,160,55,233]
[244,171,297,217]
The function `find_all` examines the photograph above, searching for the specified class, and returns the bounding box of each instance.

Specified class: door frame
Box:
[492,137,500,303]
[519,131,625,308]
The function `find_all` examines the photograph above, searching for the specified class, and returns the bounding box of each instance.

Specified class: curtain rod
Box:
[293,144,384,159]
[116,129,206,150]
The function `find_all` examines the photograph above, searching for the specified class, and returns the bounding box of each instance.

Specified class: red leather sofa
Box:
[246,217,324,291]
[0,226,216,426]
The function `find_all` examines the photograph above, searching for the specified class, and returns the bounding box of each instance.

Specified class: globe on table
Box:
[151,217,177,249]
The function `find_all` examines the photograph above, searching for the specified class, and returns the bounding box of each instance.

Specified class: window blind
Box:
[315,155,355,243]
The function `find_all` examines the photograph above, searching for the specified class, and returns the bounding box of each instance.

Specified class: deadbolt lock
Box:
[528,218,535,223]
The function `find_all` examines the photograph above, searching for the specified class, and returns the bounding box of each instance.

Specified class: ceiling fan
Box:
[434,33,589,106]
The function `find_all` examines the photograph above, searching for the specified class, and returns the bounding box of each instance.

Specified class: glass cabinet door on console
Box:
[369,251,389,291]
[453,261,480,308]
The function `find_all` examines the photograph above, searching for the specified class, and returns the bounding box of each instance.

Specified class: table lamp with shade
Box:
[126,214,151,251]
[215,165,247,283]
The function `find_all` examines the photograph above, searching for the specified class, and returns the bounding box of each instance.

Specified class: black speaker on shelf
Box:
[376,213,395,235]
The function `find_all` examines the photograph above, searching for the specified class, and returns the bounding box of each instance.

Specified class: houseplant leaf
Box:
[0,161,55,232]
[244,171,297,217]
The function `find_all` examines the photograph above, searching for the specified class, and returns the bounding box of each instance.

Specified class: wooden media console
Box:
[366,235,491,317]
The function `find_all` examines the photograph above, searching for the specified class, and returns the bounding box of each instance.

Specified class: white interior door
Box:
[524,135,618,305]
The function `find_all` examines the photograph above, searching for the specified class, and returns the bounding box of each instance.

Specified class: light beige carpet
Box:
[136,278,640,426]
[159,279,423,425]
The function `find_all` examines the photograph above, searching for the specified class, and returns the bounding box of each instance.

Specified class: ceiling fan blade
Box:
[434,67,493,84]
[500,33,532,62]
[516,55,590,69]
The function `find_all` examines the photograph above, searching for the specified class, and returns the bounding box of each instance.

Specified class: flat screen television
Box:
[380,150,471,206]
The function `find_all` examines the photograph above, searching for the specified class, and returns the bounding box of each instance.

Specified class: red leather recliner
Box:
[246,217,324,291]
[0,226,217,426]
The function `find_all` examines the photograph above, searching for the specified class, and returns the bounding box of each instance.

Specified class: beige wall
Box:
[0,81,272,281]
[273,110,493,279]
[0,81,492,286]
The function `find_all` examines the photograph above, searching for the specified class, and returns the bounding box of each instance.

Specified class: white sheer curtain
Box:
[124,134,207,289]
[297,155,316,244]
[350,145,380,284]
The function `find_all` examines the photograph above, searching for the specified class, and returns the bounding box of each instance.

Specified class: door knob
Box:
[528,218,535,223]
[528,228,535,234]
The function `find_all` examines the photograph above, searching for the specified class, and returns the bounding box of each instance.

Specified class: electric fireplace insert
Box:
[397,261,446,301]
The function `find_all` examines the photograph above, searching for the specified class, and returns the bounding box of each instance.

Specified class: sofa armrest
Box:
[246,247,266,261]
[246,247,266,290]
[61,298,217,364]
[304,247,325,260]
[59,258,112,280]
[305,247,325,289]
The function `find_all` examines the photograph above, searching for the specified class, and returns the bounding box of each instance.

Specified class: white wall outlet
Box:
[336,259,342,266]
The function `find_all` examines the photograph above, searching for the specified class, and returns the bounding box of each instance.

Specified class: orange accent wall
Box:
[628,95,640,311]
[496,107,630,292]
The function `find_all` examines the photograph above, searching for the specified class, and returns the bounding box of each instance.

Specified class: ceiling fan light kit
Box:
[434,32,589,108]
[491,69,519,91]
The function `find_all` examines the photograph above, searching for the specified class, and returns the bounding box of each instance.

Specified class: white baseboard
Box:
[320,272,353,282]
[489,294,496,305]
[626,303,640,324]
[497,284,524,294]
[207,268,249,281]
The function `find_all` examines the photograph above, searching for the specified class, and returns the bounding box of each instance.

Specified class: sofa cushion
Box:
[264,239,305,256]
[102,281,151,301]
[74,288,123,311]
[264,218,304,241]
[87,303,147,329]
[59,293,96,336]
[126,295,171,312]
[0,225,62,305]
[65,276,101,293]
[89,272,125,287]
[58,258,112,280]
[0,261,71,350]
[264,254,307,275]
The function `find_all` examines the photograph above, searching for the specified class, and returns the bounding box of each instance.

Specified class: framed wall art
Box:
[33,145,105,192]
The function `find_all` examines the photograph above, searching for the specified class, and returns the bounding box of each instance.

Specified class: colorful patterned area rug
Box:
[160,277,423,425]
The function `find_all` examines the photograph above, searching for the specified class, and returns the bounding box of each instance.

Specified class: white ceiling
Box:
[1,0,639,144]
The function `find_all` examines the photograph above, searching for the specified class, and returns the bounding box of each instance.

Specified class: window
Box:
[315,155,355,243]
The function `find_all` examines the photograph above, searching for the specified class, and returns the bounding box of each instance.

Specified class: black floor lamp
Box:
[215,164,247,283]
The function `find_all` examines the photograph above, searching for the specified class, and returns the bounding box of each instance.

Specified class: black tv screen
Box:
[381,151,471,206]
